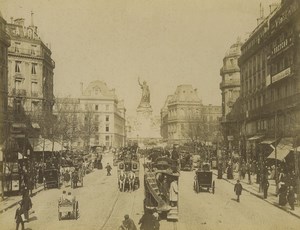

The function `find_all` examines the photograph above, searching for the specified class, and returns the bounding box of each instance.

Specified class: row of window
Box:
[94,135,111,141]
[85,104,110,111]
[93,114,110,122]
[94,124,110,132]
[14,61,37,74]
[244,80,297,111]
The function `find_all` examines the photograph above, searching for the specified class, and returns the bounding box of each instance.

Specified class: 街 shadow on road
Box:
[28,216,38,222]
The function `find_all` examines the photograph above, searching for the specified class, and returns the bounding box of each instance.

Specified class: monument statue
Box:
[138,77,150,106]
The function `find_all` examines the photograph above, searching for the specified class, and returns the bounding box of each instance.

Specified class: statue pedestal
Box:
[137,104,153,119]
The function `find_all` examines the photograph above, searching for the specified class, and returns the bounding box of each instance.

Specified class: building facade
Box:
[0,10,11,197]
[6,15,55,129]
[160,85,221,144]
[55,81,126,149]
[0,11,10,145]
[239,0,300,160]
[236,0,300,202]
[220,39,243,150]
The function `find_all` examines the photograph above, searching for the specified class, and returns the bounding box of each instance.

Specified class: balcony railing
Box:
[220,65,240,74]
[247,93,300,119]
[8,47,41,57]
[219,80,240,89]
[12,89,27,97]
[31,91,39,98]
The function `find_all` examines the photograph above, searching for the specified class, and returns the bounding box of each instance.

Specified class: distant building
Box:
[219,39,243,150]
[160,85,221,144]
[6,14,55,131]
[54,81,126,149]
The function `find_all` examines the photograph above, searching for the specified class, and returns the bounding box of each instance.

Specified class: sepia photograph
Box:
[0,0,300,229]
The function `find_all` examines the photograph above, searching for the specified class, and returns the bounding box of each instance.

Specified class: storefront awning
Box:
[267,138,294,161]
[29,138,65,152]
[247,135,264,141]
[260,139,277,145]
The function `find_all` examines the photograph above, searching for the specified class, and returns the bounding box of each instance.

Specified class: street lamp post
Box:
[274,111,279,194]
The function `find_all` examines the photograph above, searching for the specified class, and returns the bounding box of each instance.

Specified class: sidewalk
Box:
[0,184,44,214]
[213,170,300,219]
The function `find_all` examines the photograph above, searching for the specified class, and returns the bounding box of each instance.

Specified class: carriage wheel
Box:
[212,181,215,194]
[58,212,62,221]
[197,183,200,193]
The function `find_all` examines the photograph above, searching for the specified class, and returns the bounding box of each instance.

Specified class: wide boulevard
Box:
[0,154,299,230]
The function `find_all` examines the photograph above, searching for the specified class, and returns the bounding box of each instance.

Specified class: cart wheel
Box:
[58,212,62,221]
[197,183,200,193]
[212,181,215,194]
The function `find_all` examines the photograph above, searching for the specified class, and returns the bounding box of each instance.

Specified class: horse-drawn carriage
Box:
[44,168,60,189]
[180,151,193,171]
[58,198,78,220]
[194,162,215,194]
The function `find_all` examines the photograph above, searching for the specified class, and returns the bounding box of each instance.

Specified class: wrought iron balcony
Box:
[8,46,41,57]
[12,89,27,97]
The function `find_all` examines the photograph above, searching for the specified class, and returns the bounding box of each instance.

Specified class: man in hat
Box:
[120,214,137,230]
[105,163,112,176]
[15,202,25,230]
[234,180,243,202]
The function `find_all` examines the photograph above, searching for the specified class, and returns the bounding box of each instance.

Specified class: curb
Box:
[213,171,300,219]
[0,186,44,214]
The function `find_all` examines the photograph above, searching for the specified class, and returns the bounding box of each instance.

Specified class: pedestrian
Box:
[234,180,243,202]
[287,186,295,210]
[262,176,269,199]
[21,191,32,222]
[152,211,160,230]
[120,214,137,230]
[138,209,156,230]
[246,161,252,184]
[64,170,71,187]
[105,163,112,176]
[278,183,288,206]
[169,179,178,207]
[217,162,223,179]
[15,202,25,230]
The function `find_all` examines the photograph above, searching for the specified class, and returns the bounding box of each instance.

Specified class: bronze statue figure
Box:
[138,77,150,105]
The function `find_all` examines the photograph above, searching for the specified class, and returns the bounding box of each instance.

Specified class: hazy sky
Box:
[1,0,279,115]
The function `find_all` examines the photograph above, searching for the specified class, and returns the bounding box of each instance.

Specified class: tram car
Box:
[194,162,215,194]
[117,156,140,191]
[144,157,179,221]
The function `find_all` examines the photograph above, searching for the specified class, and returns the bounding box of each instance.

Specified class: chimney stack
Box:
[257,3,265,25]
[31,11,34,26]
[80,82,83,94]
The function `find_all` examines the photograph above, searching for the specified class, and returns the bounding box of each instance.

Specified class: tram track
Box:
[99,190,120,230]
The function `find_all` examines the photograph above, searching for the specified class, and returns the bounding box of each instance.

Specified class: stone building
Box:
[219,39,243,150]
[160,85,221,144]
[238,0,300,161]
[0,10,11,197]
[54,81,126,149]
[0,11,10,144]
[6,14,55,130]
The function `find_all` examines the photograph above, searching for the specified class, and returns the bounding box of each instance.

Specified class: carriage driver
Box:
[119,170,126,192]
[128,171,136,192]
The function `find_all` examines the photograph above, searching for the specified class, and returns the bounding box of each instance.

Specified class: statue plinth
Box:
[137,103,152,119]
